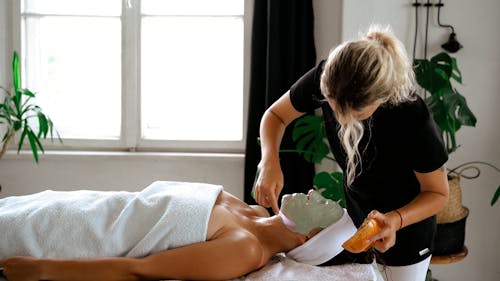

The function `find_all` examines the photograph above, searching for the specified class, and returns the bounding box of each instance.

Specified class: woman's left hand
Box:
[366,210,401,253]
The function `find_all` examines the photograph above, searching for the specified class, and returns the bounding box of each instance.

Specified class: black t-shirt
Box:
[289,60,448,265]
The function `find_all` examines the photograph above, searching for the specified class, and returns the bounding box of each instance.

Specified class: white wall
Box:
[0,151,245,198]
[343,1,500,280]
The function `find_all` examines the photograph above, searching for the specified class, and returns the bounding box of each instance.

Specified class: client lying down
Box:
[0,181,356,281]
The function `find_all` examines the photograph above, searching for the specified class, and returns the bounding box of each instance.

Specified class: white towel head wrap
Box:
[285,208,357,265]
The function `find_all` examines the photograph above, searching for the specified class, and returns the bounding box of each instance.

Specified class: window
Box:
[15,0,248,152]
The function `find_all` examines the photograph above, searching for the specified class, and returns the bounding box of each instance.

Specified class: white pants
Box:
[377,256,431,281]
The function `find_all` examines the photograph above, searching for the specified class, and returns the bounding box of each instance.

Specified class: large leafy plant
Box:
[413,52,499,206]
[413,52,476,154]
[0,51,59,163]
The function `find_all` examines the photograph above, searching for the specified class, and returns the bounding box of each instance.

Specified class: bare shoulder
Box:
[218,228,265,267]
[250,205,271,217]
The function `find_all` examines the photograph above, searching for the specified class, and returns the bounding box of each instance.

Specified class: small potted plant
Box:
[0,51,60,163]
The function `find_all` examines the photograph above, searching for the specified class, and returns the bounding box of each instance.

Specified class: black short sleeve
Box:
[411,97,449,173]
[289,60,326,113]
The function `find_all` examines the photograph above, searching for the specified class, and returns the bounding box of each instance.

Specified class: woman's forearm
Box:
[397,190,448,228]
[259,109,286,164]
[259,92,304,165]
[40,257,140,281]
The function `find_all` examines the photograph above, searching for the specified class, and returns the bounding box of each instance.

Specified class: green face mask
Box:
[280,190,344,235]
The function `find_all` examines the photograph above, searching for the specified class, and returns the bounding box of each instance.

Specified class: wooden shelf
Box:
[431,246,468,264]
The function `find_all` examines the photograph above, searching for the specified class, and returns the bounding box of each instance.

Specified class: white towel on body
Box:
[0,181,223,259]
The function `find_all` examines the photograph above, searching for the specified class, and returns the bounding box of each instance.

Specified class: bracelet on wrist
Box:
[394,209,403,230]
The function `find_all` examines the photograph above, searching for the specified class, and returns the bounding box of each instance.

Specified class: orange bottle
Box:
[342,217,381,253]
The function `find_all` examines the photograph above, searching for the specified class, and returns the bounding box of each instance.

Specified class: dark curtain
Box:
[243,0,316,205]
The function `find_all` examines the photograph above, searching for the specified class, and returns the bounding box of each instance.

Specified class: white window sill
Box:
[1,150,245,161]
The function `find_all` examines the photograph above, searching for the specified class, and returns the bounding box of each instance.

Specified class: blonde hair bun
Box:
[364,25,397,50]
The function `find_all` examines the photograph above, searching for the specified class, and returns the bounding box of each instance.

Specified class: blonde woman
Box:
[254,24,449,281]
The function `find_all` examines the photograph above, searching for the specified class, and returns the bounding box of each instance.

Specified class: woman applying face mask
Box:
[254,24,449,281]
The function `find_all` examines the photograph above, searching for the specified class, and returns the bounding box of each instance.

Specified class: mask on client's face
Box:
[279,190,344,235]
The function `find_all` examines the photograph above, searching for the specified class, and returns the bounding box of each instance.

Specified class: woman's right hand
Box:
[253,159,284,214]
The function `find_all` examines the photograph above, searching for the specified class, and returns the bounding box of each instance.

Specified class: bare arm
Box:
[254,91,304,213]
[369,165,449,252]
[399,165,449,227]
[1,231,264,281]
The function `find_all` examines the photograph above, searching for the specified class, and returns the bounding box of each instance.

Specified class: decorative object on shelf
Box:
[0,51,61,163]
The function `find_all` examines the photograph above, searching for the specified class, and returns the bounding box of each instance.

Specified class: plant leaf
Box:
[453,89,477,127]
[292,115,329,163]
[17,126,28,153]
[22,89,36,98]
[491,185,500,206]
[431,52,453,79]
[37,112,49,138]
[425,95,448,132]
[313,171,345,207]
[12,51,21,91]
[414,59,450,95]
[26,128,40,163]
[450,57,462,84]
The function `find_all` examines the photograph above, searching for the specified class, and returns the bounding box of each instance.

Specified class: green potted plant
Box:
[413,52,500,255]
[0,51,60,163]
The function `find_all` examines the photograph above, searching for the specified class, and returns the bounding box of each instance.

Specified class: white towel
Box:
[234,254,379,281]
[0,181,223,259]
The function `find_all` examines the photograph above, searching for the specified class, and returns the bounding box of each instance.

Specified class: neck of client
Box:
[252,215,307,256]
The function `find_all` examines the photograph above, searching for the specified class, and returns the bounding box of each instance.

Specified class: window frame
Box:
[9,0,251,153]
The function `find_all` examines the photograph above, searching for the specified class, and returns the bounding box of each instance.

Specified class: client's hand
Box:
[2,256,41,281]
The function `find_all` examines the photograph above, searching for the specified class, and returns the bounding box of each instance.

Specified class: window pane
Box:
[23,17,121,139]
[142,0,243,16]
[141,16,243,141]
[22,0,121,16]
